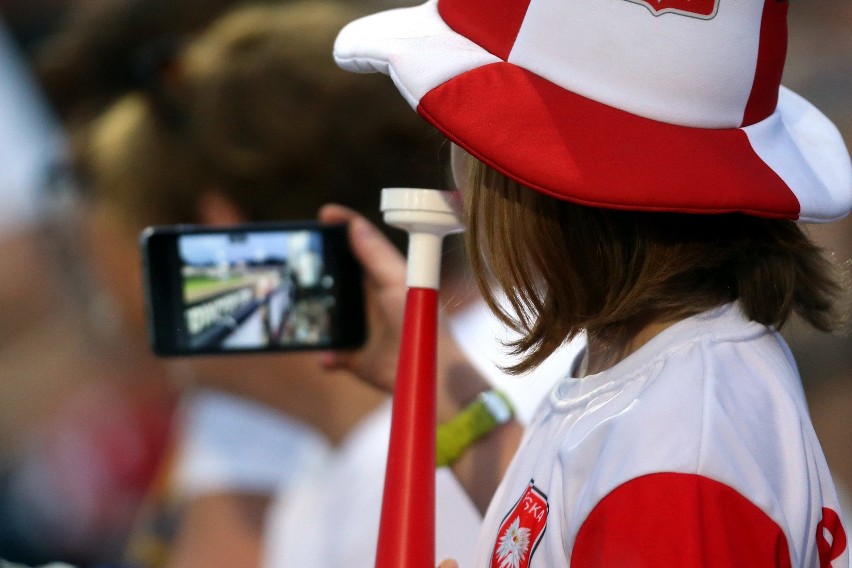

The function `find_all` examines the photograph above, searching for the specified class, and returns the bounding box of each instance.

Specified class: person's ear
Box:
[196,190,246,225]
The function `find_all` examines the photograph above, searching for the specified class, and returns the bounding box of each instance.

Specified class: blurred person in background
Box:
[1,1,309,565]
[0,15,68,447]
[0,14,176,567]
[0,1,302,565]
[30,0,249,128]
[1,1,306,566]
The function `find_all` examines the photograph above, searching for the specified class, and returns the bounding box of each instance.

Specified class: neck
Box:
[582,318,678,376]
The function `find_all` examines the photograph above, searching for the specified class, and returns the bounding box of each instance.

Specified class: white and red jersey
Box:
[478,303,848,567]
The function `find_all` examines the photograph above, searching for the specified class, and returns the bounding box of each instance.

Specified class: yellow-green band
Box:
[435,390,513,468]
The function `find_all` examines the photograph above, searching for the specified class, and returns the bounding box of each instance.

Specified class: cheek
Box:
[450,143,471,195]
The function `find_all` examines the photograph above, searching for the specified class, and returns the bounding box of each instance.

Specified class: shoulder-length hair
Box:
[463,159,844,374]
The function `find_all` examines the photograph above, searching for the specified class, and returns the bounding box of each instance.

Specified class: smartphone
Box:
[140,221,365,356]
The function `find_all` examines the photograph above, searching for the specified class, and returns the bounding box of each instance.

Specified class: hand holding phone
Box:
[317,204,409,393]
[140,221,365,356]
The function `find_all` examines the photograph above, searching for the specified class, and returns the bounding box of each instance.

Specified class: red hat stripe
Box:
[741,0,788,126]
[419,63,801,218]
[438,0,531,61]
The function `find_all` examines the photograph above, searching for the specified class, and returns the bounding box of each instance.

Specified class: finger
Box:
[320,204,406,286]
[318,350,343,370]
[438,560,459,568]
[318,203,358,224]
[349,216,406,288]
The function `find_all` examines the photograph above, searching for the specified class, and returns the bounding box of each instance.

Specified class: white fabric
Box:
[334,0,499,108]
[476,303,848,566]
[747,87,852,223]
[170,388,329,498]
[510,0,761,128]
[0,18,63,237]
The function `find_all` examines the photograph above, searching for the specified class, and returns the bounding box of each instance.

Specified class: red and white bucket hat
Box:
[334,0,852,222]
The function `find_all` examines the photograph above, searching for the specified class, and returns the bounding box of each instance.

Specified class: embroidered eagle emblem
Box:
[490,481,548,568]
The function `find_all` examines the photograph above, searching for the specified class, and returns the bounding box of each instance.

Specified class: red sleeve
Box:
[571,472,792,567]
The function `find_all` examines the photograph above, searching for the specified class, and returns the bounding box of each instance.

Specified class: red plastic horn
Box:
[375,188,464,568]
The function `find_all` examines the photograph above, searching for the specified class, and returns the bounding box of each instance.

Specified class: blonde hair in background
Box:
[77,1,446,236]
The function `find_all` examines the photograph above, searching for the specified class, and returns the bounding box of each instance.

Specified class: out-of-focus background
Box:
[0,0,849,566]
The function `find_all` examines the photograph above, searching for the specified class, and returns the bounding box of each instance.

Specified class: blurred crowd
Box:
[0,0,849,567]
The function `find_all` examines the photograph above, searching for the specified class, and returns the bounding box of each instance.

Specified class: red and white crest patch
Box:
[623,0,719,19]
[490,480,548,568]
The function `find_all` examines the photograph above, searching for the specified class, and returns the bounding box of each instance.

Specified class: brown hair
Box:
[464,160,845,374]
[76,1,446,235]
[34,0,248,124]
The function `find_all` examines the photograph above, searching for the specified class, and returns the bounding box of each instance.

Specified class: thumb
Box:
[349,216,406,288]
[319,203,406,288]
[438,560,459,568]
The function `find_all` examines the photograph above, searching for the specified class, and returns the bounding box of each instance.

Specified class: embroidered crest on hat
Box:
[490,480,548,568]
[623,0,719,19]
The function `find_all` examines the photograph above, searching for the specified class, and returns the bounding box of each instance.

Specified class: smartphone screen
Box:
[141,222,365,356]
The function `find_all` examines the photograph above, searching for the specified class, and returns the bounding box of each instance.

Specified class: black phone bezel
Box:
[140,221,365,356]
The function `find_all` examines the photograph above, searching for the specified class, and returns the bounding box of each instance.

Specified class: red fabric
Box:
[741,0,787,126]
[630,0,718,17]
[418,62,801,218]
[438,0,530,60]
[571,473,792,567]
[816,507,848,567]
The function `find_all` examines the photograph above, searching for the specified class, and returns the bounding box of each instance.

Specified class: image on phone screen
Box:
[142,222,364,355]
[181,229,337,350]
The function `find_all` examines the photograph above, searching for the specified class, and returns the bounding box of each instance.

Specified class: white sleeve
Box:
[169,388,330,499]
